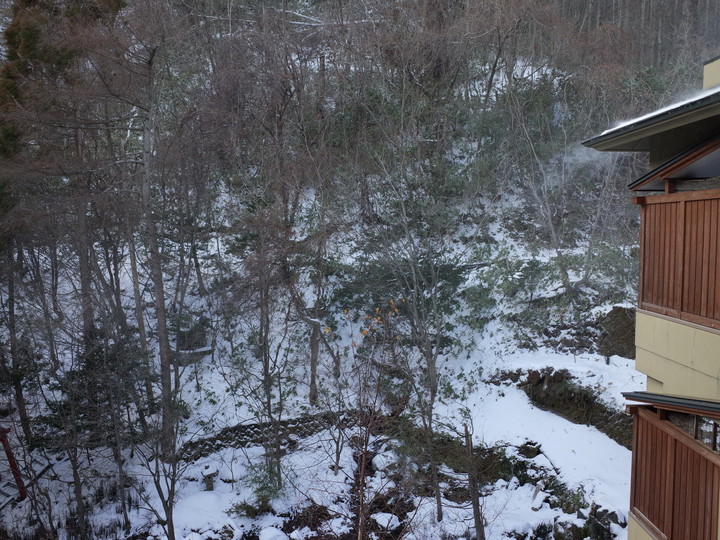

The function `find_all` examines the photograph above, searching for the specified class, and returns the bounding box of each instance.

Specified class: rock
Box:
[531,490,547,511]
[258,527,289,540]
[527,370,542,385]
[177,316,209,351]
[586,504,623,539]
[372,451,398,471]
[518,441,541,458]
[371,512,401,531]
[553,519,585,540]
[597,306,635,360]
[289,528,313,540]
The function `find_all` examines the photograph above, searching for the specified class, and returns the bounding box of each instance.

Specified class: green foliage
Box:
[0,0,111,170]
[35,328,150,448]
[0,125,20,158]
[460,283,496,331]
[326,85,396,151]
[484,247,552,304]
[584,240,638,301]
[3,6,74,71]
[545,479,587,514]
[230,497,274,519]
[0,335,41,393]
[335,253,467,352]
[622,66,665,101]
[3,13,42,64]
[495,70,570,163]
[242,460,284,508]
[225,233,257,256]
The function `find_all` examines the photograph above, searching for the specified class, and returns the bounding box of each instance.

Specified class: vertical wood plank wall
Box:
[631,407,720,540]
[638,190,720,329]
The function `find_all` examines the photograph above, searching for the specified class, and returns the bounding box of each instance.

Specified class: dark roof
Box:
[628,133,720,191]
[624,391,720,420]
[583,87,720,152]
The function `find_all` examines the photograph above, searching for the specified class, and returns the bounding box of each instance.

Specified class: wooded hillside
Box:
[0,1,716,538]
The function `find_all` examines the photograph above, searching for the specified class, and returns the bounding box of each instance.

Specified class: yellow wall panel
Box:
[636,311,720,399]
[628,513,660,540]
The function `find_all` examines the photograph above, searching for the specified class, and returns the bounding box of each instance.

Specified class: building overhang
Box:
[629,133,720,191]
[583,86,720,153]
[624,391,720,421]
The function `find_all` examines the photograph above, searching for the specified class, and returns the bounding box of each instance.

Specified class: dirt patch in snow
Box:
[520,368,632,449]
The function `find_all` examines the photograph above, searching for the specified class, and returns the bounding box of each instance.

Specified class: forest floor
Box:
[120,319,641,540]
[0,323,640,540]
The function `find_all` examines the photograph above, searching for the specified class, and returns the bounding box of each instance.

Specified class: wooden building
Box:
[584,58,720,540]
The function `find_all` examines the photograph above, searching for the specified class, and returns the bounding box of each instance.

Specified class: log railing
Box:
[636,189,720,330]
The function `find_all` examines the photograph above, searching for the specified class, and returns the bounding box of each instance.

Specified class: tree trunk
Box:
[428,424,444,522]
[26,248,60,372]
[110,399,131,533]
[49,242,62,318]
[68,427,87,540]
[465,424,485,540]
[355,416,371,540]
[142,108,175,457]
[6,240,33,446]
[258,250,282,488]
[309,322,320,406]
[76,198,94,344]
[146,205,174,455]
[191,242,207,296]
[126,223,154,404]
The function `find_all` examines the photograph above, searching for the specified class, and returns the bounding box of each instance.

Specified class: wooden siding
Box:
[631,407,720,540]
[637,189,720,329]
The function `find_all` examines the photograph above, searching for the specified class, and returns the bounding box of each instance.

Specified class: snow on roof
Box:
[600,84,720,137]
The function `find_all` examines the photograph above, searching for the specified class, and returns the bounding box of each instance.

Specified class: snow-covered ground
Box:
[0,204,642,539]
[127,332,641,540]
[0,306,642,540]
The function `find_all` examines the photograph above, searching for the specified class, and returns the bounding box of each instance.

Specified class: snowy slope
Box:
[144,340,640,540]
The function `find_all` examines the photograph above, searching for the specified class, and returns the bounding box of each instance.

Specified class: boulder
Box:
[597,306,635,360]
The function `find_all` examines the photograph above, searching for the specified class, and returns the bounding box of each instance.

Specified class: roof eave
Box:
[583,92,720,152]
[624,390,720,420]
[627,133,720,190]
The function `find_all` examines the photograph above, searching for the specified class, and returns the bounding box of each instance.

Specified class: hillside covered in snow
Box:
[1,0,719,538]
